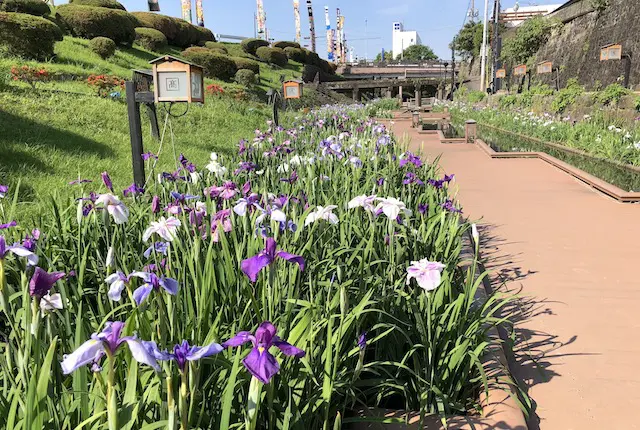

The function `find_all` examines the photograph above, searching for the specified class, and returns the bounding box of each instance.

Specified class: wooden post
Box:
[126,81,145,187]
[145,103,160,140]
[415,84,422,107]
[398,85,403,101]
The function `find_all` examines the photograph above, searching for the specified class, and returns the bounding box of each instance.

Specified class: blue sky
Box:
[108,0,563,60]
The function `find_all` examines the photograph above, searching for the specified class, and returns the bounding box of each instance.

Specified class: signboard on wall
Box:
[496,69,506,78]
[514,64,527,76]
[537,61,553,74]
[600,44,622,61]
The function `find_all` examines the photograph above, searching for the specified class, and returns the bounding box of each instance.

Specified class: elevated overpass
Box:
[336,61,459,81]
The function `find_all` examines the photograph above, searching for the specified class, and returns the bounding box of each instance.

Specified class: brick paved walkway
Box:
[389,119,640,430]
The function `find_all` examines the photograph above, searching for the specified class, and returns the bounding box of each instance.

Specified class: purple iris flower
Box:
[101,172,113,192]
[179,154,197,173]
[60,321,160,374]
[161,171,187,182]
[444,174,455,183]
[143,242,169,259]
[399,152,422,168]
[280,171,298,184]
[130,271,179,305]
[0,221,17,230]
[146,340,224,372]
[68,179,92,185]
[238,139,248,154]
[142,152,158,161]
[123,183,144,197]
[241,238,304,283]
[0,236,38,265]
[428,178,445,189]
[223,321,305,384]
[242,181,252,196]
[0,184,8,199]
[206,182,238,200]
[21,229,40,252]
[376,178,385,187]
[358,332,367,350]
[441,199,462,214]
[279,220,297,233]
[211,209,233,242]
[151,195,160,213]
[170,191,199,203]
[234,161,257,175]
[29,267,65,297]
[403,172,424,186]
[418,204,429,215]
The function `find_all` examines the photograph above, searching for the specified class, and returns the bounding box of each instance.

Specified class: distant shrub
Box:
[0,12,63,60]
[10,65,50,89]
[182,47,237,81]
[89,36,116,59]
[255,46,288,67]
[56,4,135,45]
[69,0,126,10]
[235,69,256,86]
[272,40,300,49]
[593,83,630,106]
[232,56,260,74]
[134,27,167,51]
[241,37,269,55]
[283,46,307,63]
[0,0,50,16]
[87,73,124,97]
[466,90,486,103]
[205,41,227,53]
[551,78,584,113]
[132,11,213,48]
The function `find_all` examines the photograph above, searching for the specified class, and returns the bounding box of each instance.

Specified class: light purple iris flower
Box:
[358,332,367,350]
[29,267,65,298]
[0,236,38,266]
[240,238,304,283]
[145,339,224,372]
[142,152,158,161]
[129,271,179,305]
[61,321,160,374]
[399,152,422,168]
[170,191,199,203]
[206,182,238,200]
[143,242,169,259]
[123,183,144,197]
[233,194,261,216]
[211,209,233,242]
[0,184,7,199]
[223,321,305,384]
[255,204,286,225]
[105,271,134,301]
[0,221,17,230]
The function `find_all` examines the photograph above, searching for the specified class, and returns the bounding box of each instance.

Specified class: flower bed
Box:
[0,104,507,428]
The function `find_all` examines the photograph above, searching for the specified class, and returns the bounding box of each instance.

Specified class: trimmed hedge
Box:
[273,41,300,49]
[182,47,237,81]
[235,69,256,86]
[232,57,260,74]
[0,0,50,16]
[283,46,307,63]
[56,4,135,45]
[132,11,213,48]
[89,36,115,59]
[204,41,227,53]
[68,0,126,10]
[240,37,269,55]
[134,27,167,51]
[0,12,62,59]
[256,46,288,67]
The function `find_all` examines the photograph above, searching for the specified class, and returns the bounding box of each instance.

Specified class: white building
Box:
[392,22,421,59]
[501,4,562,28]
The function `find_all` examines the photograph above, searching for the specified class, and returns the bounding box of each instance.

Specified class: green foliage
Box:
[88,36,115,59]
[56,4,136,46]
[498,94,518,109]
[451,21,483,59]
[131,11,213,48]
[0,12,62,60]
[231,56,260,74]
[133,27,166,51]
[0,0,50,16]
[255,46,288,67]
[501,16,558,66]
[374,50,393,62]
[551,78,584,113]
[635,96,640,112]
[398,43,438,61]
[592,83,630,106]
[272,40,300,49]
[234,68,255,86]
[182,46,237,81]
[283,46,307,63]
[467,89,486,103]
[205,41,228,53]
[240,37,269,55]
[68,0,126,10]
[590,0,609,11]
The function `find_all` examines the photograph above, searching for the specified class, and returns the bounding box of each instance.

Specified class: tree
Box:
[501,16,559,67]
[374,50,393,62]
[398,44,437,61]
[451,22,483,59]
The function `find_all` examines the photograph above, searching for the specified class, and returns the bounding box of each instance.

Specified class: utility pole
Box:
[364,18,368,62]
[479,0,489,92]
[492,0,501,92]
[451,45,456,99]
[470,0,475,22]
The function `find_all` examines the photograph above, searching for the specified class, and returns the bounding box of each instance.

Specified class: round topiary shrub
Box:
[255,46,288,67]
[204,41,227,53]
[56,4,135,45]
[283,46,307,63]
[89,36,115,58]
[0,0,50,16]
[193,25,214,45]
[131,11,177,41]
[68,0,126,10]
[235,69,256,87]
[273,41,300,49]
[133,13,213,48]
[134,27,167,51]
[232,57,260,74]
[0,12,62,60]
[241,37,269,56]
[182,47,237,81]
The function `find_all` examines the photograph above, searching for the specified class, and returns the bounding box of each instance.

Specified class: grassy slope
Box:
[0,37,309,218]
